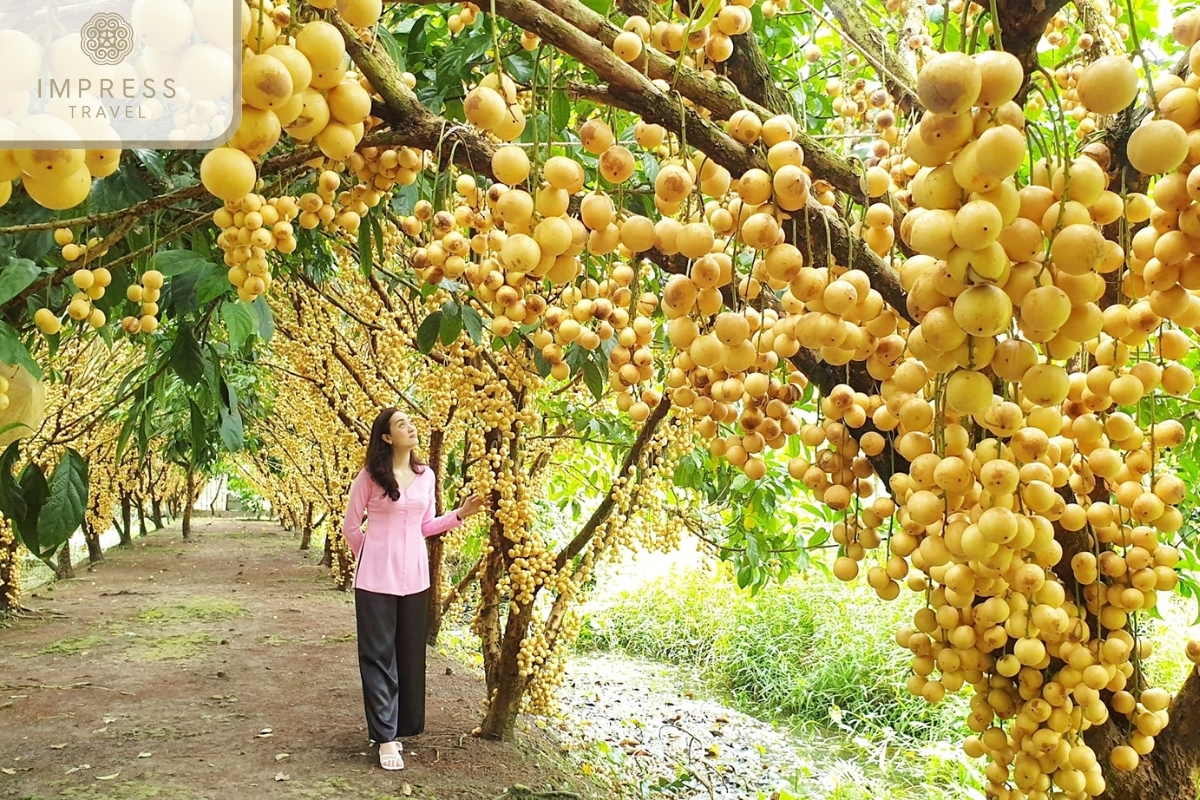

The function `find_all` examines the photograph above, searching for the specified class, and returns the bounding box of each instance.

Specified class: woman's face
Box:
[384,412,418,449]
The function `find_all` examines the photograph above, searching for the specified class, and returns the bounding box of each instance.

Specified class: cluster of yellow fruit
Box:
[609,0,790,69]
[0,137,121,212]
[201,2,378,206]
[215,192,303,302]
[55,229,112,265]
[463,73,528,142]
[448,2,481,34]
[761,46,1200,799]
[120,270,165,335]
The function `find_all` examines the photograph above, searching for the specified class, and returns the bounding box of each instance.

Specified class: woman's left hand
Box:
[457,494,487,519]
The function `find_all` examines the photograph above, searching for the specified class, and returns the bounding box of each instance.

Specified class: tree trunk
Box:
[56,545,74,580]
[119,493,133,547]
[299,502,313,550]
[1089,667,1200,800]
[138,497,149,538]
[182,469,196,541]
[425,426,447,646]
[479,596,536,741]
[151,497,164,529]
[0,533,20,614]
[320,531,333,567]
[83,518,103,564]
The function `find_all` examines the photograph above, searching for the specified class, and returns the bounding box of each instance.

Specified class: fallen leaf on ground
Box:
[97,772,119,780]
[402,784,412,796]
[274,753,289,762]
[274,771,289,781]
[137,752,152,759]
[2,768,15,775]
[50,744,66,750]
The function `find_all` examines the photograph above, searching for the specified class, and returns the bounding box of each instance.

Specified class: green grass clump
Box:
[138,598,244,623]
[578,564,967,744]
[38,635,104,656]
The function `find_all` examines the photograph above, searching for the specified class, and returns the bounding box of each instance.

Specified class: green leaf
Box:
[36,449,88,555]
[359,213,375,277]
[189,398,207,466]
[462,305,483,344]
[0,441,27,524]
[582,358,604,402]
[170,328,208,386]
[152,250,211,277]
[13,460,48,556]
[376,27,408,70]
[221,301,256,350]
[251,296,274,343]
[417,311,442,354]
[0,257,41,306]
[0,321,41,379]
[219,406,244,451]
[440,309,463,345]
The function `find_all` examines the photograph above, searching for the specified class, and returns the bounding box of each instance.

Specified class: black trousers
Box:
[354,588,429,743]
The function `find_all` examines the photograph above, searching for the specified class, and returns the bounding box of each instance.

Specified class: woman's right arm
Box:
[342,471,370,558]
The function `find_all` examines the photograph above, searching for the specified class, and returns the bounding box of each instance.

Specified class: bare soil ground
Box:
[0,518,601,800]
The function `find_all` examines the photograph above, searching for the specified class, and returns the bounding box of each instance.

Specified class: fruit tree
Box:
[4,0,1200,797]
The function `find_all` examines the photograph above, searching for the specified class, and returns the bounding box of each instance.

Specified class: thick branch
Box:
[821,0,920,114]
[553,397,671,572]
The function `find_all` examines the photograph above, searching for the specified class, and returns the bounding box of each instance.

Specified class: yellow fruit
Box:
[22,167,92,210]
[464,86,506,130]
[946,369,992,414]
[613,31,643,62]
[1127,119,1189,175]
[81,147,121,178]
[315,122,357,160]
[975,125,1025,178]
[493,145,530,185]
[282,90,331,141]
[201,148,256,202]
[142,270,165,290]
[0,180,10,208]
[33,308,60,336]
[1077,56,1139,115]
[229,107,282,157]
[265,45,314,93]
[599,146,636,184]
[327,81,373,125]
[337,0,383,27]
[953,283,1012,336]
[295,21,346,73]
[916,51,981,114]
[973,50,1023,108]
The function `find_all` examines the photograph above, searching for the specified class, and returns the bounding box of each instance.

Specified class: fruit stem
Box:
[1121,0,1158,113]
[987,0,1003,51]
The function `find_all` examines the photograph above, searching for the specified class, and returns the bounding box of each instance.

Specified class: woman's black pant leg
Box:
[394,589,429,737]
[355,588,429,742]
[355,588,399,743]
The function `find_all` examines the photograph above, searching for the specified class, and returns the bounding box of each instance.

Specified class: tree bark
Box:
[182,469,196,541]
[425,425,448,646]
[320,530,334,568]
[151,497,164,529]
[1088,667,1200,800]
[119,493,133,547]
[83,518,103,564]
[299,502,313,550]
[55,545,74,580]
[0,534,20,614]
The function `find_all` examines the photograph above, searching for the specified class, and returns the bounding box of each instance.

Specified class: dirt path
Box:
[0,519,597,800]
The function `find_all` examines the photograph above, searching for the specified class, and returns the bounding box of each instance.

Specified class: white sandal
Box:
[379,741,404,771]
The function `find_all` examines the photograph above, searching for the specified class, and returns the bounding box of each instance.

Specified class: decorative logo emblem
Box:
[79,13,135,66]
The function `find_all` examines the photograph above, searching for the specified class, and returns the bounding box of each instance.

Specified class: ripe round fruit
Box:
[973,50,1023,108]
[954,283,1012,336]
[946,369,992,414]
[916,51,981,114]
[464,86,506,130]
[613,31,643,62]
[22,167,92,210]
[327,81,372,124]
[201,148,256,202]
[295,21,346,72]
[337,0,383,27]
[1127,119,1189,176]
[229,106,282,157]
[599,146,635,184]
[544,156,586,193]
[493,145,530,185]
[975,125,1025,178]
[1077,56,1139,115]
[266,45,314,93]
[34,308,60,335]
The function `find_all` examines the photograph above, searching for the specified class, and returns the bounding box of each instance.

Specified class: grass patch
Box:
[38,634,104,656]
[578,563,968,745]
[52,776,202,799]
[126,633,216,661]
[138,598,244,623]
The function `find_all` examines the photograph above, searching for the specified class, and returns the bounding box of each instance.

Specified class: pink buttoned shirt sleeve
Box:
[343,468,463,596]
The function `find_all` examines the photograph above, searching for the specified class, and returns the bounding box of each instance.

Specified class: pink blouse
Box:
[342,467,463,596]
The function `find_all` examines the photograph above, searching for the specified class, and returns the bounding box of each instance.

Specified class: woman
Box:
[343,407,485,771]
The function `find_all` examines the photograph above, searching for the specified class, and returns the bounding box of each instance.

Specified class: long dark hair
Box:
[365,407,428,501]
